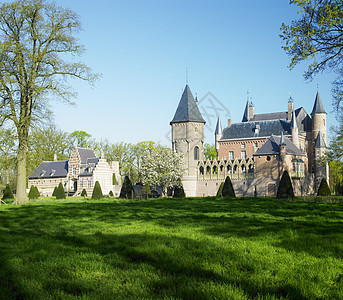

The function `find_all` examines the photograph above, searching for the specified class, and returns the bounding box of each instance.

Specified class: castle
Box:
[171,85,328,197]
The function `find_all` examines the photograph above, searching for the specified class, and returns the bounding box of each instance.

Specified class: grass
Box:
[0,196,342,299]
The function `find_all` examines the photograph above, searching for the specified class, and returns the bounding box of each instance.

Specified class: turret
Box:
[290,109,299,148]
[311,91,327,144]
[288,96,294,121]
[214,116,222,157]
[279,132,286,161]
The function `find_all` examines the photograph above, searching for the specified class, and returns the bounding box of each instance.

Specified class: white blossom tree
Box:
[141,147,186,196]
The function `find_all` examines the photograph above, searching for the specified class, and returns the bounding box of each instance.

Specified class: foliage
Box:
[222,176,235,197]
[317,177,331,196]
[280,0,343,115]
[119,176,133,199]
[329,160,343,195]
[112,173,118,185]
[173,179,185,198]
[203,143,217,160]
[52,186,58,197]
[141,146,186,195]
[216,181,225,197]
[142,183,151,199]
[0,128,17,189]
[2,184,13,200]
[28,185,40,200]
[0,0,98,204]
[81,189,87,198]
[70,131,93,148]
[0,197,343,299]
[91,181,103,199]
[109,190,114,197]
[55,183,66,200]
[277,170,294,198]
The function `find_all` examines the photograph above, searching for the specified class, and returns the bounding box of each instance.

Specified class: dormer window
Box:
[50,169,56,176]
[40,170,46,177]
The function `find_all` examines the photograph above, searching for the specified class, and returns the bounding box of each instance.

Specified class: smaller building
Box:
[28,147,121,197]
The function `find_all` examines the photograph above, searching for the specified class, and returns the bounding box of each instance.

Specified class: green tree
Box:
[81,189,87,198]
[0,0,98,204]
[55,182,66,200]
[52,186,57,197]
[0,128,17,189]
[120,175,133,199]
[280,0,343,114]
[329,160,343,195]
[28,185,39,199]
[142,183,151,199]
[216,181,224,197]
[173,179,185,198]
[70,131,92,148]
[112,173,118,185]
[91,181,103,199]
[277,170,294,199]
[109,190,114,197]
[317,177,331,196]
[203,143,217,160]
[222,176,235,197]
[2,183,14,200]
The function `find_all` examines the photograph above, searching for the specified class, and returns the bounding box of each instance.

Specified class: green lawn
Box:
[0,197,342,299]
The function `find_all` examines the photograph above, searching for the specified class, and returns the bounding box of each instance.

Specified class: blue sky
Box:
[52,0,337,145]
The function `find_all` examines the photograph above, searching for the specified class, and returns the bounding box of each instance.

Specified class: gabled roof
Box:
[170,85,206,124]
[79,157,100,177]
[311,91,326,114]
[76,148,97,165]
[254,135,305,156]
[28,160,68,179]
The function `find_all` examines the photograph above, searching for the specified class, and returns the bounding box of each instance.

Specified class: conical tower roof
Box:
[279,132,286,146]
[170,85,205,124]
[215,115,222,135]
[242,100,249,122]
[315,131,326,148]
[311,91,326,114]
[291,109,298,129]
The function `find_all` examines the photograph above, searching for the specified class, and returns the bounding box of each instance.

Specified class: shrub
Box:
[222,176,235,197]
[216,181,224,197]
[92,181,103,199]
[52,186,57,197]
[112,173,118,185]
[317,178,331,196]
[277,170,294,198]
[2,184,14,200]
[120,176,133,199]
[28,185,40,199]
[55,182,66,199]
[81,189,87,197]
[142,184,151,199]
[109,190,114,197]
[173,179,185,198]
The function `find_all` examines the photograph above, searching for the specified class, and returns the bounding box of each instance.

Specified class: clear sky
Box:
[52,0,337,146]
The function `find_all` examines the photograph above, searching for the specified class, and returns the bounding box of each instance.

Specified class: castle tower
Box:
[290,109,299,148]
[170,84,205,196]
[214,115,222,157]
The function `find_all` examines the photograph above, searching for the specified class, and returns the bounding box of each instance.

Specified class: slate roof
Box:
[242,100,250,122]
[311,92,326,114]
[215,116,222,135]
[221,119,291,140]
[77,148,97,165]
[315,131,326,148]
[79,157,100,177]
[170,85,206,124]
[28,160,68,179]
[254,135,305,156]
[250,112,288,122]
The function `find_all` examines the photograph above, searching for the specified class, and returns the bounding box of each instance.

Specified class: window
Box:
[72,167,76,176]
[194,146,199,160]
[266,156,271,161]
[88,180,92,188]
[241,151,246,159]
[80,180,83,188]
[241,143,245,149]
[254,142,258,148]
[229,151,234,160]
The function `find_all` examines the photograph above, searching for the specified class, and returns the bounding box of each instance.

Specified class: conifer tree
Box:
[2,184,14,200]
[52,186,58,197]
[142,183,151,199]
[28,185,39,199]
[109,190,114,197]
[277,170,294,198]
[81,189,87,198]
[120,175,134,199]
[55,182,66,199]
[112,173,118,185]
[216,181,224,197]
[173,179,185,198]
[317,178,331,196]
[91,181,103,199]
[222,176,236,197]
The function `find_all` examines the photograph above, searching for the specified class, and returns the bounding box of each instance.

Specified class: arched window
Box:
[199,166,204,175]
[194,146,199,160]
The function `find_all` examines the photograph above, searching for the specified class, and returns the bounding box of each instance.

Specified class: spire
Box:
[311,91,326,114]
[315,131,326,148]
[279,132,286,146]
[170,84,206,124]
[215,115,222,135]
[290,109,298,129]
[242,100,250,122]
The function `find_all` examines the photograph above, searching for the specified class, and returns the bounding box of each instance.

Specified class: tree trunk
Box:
[14,139,28,204]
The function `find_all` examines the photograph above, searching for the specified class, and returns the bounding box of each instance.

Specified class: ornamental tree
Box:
[91,181,103,199]
[277,170,294,199]
[0,0,98,204]
[141,147,186,196]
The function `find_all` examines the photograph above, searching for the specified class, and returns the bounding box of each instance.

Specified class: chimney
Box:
[228,118,232,127]
[53,154,57,161]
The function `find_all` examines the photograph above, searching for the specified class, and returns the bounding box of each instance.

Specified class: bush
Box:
[216,181,224,197]
[317,178,331,196]
[81,189,87,197]
[2,184,14,200]
[277,170,294,198]
[222,176,235,197]
[109,190,114,197]
[112,173,118,185]
[142,184,151,199]
[28,185,40,199]
[55,182,66,199]
[92,181,103,199]
[52,186,57,197]
[120,176,133,199]
[173,179,185,198]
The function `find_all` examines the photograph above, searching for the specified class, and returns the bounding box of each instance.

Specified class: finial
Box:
[288,91,293,102]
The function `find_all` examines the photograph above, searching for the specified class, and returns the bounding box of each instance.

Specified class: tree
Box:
[0,127,17,188]
[142,183,151,199]
[0,0,98,204]
[317,177,331,196]
[329,159,343,195]
[55,182,66,199]
[52,186,57,197]
[203,143,217,160]
[222,176,235,197]
[216,181,225,197]
[2,184,14,200]
[119,175,133,199]
[81,188,87,198]
[109,190,114,197]
[28,185,40,199]
[112,173,118,185]
[91,181,103,199]
[141,146,186,195]
[280,0,343,114]
[70,131,92,148]
[173,179,185,198]
[277,170,294,198]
